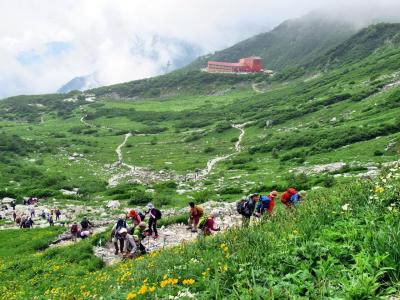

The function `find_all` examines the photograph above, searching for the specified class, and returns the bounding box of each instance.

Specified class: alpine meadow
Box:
[0,6,400,300]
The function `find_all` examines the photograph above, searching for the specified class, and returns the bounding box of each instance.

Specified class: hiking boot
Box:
[186,226,192,230]
[191,229,198,233]
[114,250,119,255]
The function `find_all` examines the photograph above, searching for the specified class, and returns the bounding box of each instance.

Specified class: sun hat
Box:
[270,191,279,198]
[119,228,128,234]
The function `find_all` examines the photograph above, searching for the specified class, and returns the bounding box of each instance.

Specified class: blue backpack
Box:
[290,193,301,205]
[256,195,271,213]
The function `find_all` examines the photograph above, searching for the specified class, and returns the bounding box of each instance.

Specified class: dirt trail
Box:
[252,83,264,94]
[116,133,135,171]
[80,114,92,127]
[193,122,252,179]
[107,122,252,185]
[108,133,172,187]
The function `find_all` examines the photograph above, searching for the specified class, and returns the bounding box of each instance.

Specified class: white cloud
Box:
[1,0,400,98]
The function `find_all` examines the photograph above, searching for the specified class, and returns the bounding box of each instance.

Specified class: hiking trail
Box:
[80,114,92,127]
[108,122,252,185]
[189,122,252,179]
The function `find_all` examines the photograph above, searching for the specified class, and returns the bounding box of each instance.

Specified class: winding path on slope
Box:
[189,122,252,180]
[80,114,92,127]
[106,121,253,185]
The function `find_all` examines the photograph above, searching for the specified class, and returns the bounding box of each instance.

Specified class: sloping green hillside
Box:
[1,168,399,298]
[1,23,400,204]
[186,13,357,72]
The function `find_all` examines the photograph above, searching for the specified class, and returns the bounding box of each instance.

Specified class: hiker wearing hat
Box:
[255,191,279,216]
[236,193,260,227]
[187,202,204,233]
[133,222,148,254]
[119,228,137,259]
[202,210,221,236]
[127,209,142,226]
[145,203,162,239]
[111,217,128,255]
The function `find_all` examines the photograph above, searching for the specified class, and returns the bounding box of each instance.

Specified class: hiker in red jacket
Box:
[127,209,142,226]
[281,188,299,207]
[203,211,221,236]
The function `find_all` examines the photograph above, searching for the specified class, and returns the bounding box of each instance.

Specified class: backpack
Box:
[237,198,251,216]
[198,215,207,230]
[153,209,162,220]
[196,206,204,216]
[138,212,146,221]
[71,224,79,233]
[290,193,301,205]
[116,219,127,231]
[81,220,89,228]
[260,195,271,207]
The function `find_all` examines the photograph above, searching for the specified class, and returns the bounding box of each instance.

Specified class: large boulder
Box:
[106,200,120,209]
[2,197,16,205]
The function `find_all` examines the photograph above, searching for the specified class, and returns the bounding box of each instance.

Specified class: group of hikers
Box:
[102,187,302,259]
[70,217,94,240]
[108,203,162,258]
[15,207,63,229]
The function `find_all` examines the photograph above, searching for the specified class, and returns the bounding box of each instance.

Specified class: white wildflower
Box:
[342,203,350,211]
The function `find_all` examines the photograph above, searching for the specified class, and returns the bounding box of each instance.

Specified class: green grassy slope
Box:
[1,169,399,298]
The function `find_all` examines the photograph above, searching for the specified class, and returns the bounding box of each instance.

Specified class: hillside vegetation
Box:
[1,168,399,298]
[0,21,400,299]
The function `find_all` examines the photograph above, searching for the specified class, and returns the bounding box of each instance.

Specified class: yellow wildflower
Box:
[126,292,137,300]
[160,280,169,288]
[149,287,156,293]
[138,285,148,295]
[182,279,195,285]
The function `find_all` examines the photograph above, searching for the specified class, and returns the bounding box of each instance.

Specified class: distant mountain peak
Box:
[57,74,101,94]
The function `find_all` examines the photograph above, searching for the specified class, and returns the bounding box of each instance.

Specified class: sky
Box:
[1,0,400,98]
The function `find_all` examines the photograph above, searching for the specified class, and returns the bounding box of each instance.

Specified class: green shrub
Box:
[129,191,153,205]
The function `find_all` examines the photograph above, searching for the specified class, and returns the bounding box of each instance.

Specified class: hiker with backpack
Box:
[118,228,137,259]
[237,193,260,227]
[48,215,54,226]
[127,209,142,227]
[187,202,204,233]
[201,210,221,237]
[132,222,148,254]
[80,217,92,230]
[55,209,61,221]
[111,218,128,255]
[70,222,80,242]
[255,191,279,216]
[145,203,161,239]
[281,188,301,208]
